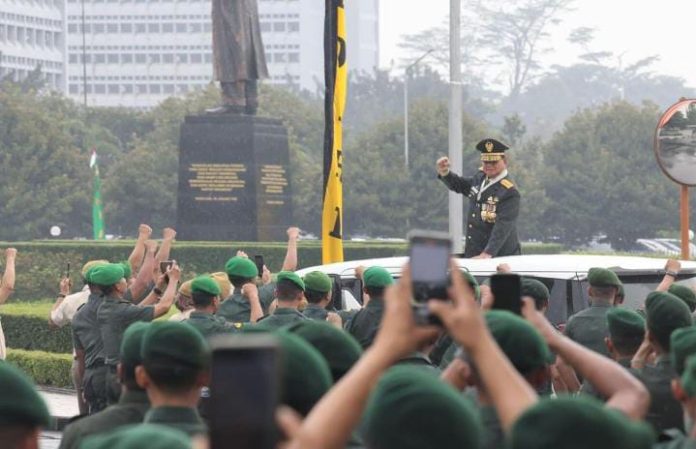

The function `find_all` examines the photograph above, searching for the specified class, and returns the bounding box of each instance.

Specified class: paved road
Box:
[38,388,79,449]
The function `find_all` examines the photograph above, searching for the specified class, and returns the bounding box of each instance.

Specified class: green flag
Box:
[89,150,105,240]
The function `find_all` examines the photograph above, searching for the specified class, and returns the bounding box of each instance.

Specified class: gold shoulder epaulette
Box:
[501,179,514,189]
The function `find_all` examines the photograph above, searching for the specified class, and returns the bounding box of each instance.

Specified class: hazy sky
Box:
[379,0,696,89]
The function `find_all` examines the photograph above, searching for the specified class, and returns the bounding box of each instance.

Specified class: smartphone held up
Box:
[408,230,452,325]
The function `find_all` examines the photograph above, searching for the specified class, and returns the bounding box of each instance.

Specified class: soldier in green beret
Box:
[0,361,51,448]
[255,272,309,330]
[217,256,269,323]
[634,291,693,434]
[521,277,550,312]
[137,321,210,436]
[444,310,553,449]
[72,260,112,414]
[302,271,334,321]
[284,320,363,382]
[80,423,192,449]
[345,266,394,349]
[183,275,243,337]
[60,322,152,449]
[581,308,645,400]
[363,365,482,449]
[509,395,653,449]
[564,267,622,356]
[274,331,333,416]
[436,138,521,258]
[669,284,696,313]
[97,263,180,405]
[655,355,696,449]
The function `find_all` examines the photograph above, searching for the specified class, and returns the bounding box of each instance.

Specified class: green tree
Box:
[540,101,679,248]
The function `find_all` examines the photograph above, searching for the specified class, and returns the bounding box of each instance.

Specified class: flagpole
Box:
[449,0,464,254]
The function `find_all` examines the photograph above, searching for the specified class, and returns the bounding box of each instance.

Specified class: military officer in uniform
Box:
[436,139,521,258]
[345,267,394,349]
[183,275,242,338]
[254,272,309,330]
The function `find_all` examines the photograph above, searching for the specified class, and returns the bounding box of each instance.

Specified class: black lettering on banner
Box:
[337,37,346,68]
[330,206,342,239]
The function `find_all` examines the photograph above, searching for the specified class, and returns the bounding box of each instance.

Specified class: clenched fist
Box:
[436,157,450,177]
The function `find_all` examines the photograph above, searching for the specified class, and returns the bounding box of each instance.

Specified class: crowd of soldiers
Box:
[3,225,696,449]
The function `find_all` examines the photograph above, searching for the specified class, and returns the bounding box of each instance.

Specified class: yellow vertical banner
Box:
[322,0,347,264]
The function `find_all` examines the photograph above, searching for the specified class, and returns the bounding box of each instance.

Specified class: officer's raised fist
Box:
[436,157,450,176]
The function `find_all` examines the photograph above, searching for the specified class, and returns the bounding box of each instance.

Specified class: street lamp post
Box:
[449,0,463,253]
[403,49,434,169]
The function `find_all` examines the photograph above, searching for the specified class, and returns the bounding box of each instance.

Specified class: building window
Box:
[204,53,212,63]
[149,54,161,63]
[69,54,78,63]
[122,84,133,93]
[175,23,187,32]
[108,84,119,93]
[273,22,285,32]
[288,52,299,63]
[107,23,118,33]
[150,84,161,93]
[135,54,146,63]
[177,54,188,63]
[95,54,105,63]
[69,84,78,94]
[95,84,106,93]
[68,24,77,33]
[162,23,173,32]
[288,21,299,32]
[135,23,146,33]
[163,54,174,63]
[107,54,119,63]
[94,23,105,33]
[275,53,286,63]
[203,23,211,32]
[121,23,132,33]
[122,53,133,63]
[163,84,175,93]
[190,53,202,63]
[148,23,160,32]
[189,23,201,32]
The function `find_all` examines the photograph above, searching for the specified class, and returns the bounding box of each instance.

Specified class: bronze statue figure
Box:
[209,0,269,115]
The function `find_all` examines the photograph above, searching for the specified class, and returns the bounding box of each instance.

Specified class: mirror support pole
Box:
[681,185,690,260]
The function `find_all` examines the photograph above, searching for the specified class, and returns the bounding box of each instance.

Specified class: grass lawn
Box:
[1,299,178,320]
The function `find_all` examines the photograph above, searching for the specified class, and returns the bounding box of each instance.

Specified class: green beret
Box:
[303,271,332,294]
[141,322,210,369]
[669,284,696,312]
[277,271,305,291]
[587,267,621,288]
[606,308,645,341]
[89,263,125,286]
[363,266,394,288]
[119,261,132,279]
[682,356,696,397]
[81,259,109,278]
[224,256,258,278]
[521,278,550,306]
[617,283,626,298]
[191,275,221,296]
[0,361,50,427]
[485,310,552,374]
[275,331,332,416]
[284,321,362,382]
[81,424,191,449]
[671,327,696,376]
[510,396,653,449]
[645,291,692,349]
[363,365,481,449]
[120,322,149,368]
[461,270,481,302]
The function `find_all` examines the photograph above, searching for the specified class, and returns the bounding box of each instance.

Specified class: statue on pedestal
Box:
[209,0,269,115]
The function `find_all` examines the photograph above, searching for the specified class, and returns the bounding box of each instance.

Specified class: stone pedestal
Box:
[176,114,293,241]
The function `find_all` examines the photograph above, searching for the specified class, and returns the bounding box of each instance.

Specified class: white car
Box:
[296,254,696,326]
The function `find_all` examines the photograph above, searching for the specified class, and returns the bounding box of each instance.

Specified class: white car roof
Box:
[295,254,696,280]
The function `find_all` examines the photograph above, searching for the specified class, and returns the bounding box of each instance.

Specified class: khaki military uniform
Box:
[345,298,385,349]
[638,355,684,434]
[184,311,242,338]
[72,293,108,414]
[58,390,150,449]
[254,308,308,331]
[303,304,329,321]
[97,296,155,404]
[144,406,207,437]
[564,301,612,356]
[217,284,275,323]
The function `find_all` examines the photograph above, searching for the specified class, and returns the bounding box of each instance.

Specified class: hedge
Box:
[1,311,73,353]
[0,240,564,300]
[7,348,73,388]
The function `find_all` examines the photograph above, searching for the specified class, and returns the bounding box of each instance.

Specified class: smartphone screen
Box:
[209,336,280,449]
[408,231,451,303]
[159,260,173,274]
[254,255,264,277]
[490,273,522,315]
[65,262,71,279]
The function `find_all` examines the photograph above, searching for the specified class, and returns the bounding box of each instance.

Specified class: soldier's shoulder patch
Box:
[501,179,514,189]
